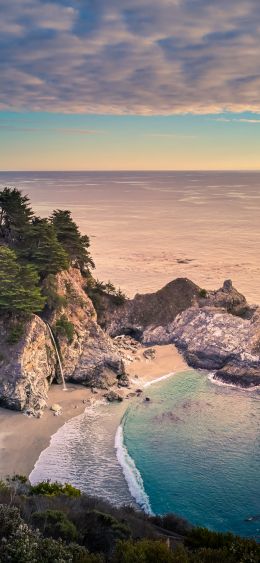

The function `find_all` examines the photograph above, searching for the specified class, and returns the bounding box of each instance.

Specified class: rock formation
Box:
[0,268,126,415]
[0,274,259,416]
[103,279,260,388]
[0,315,56,415]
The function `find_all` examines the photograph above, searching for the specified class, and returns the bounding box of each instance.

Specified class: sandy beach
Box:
[0,344,187,480]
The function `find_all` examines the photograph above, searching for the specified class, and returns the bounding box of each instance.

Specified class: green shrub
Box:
[54,314,75,343]
[113,539,189,562]
[41,274,67,311]
[32,509,78,542]
[199,288,207,298]
[30,481,81,497]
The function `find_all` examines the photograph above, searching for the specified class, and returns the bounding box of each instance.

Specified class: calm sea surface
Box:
[0,171,259,302]
[30,372,260,539]
[3,171,259,537]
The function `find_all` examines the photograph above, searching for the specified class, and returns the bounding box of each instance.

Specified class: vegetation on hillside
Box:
[0,188,95,316]
[0,188,127,321]
[0,478,258,563]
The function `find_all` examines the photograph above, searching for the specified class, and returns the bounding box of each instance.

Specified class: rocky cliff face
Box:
[48,269,125,388]
[0,268,125,415]
[105,278,202,337]
[0,316,56,415]
[103,279,260,388]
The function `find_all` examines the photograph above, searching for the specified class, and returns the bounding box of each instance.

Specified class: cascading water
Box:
[45,322,67,391]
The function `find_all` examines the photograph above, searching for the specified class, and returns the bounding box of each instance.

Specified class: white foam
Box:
[143,371,175,388]
[208,372,259,392]
[115,425,153,515]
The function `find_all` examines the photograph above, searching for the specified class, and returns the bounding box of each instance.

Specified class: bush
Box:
[41,274,67,311]
[32,509,78,542]
[112,539,189,562]
[150,513,192,535]
[30,481,81,497]
[80,510,131,556]
[199,289,207,298]
[54,314,75,343]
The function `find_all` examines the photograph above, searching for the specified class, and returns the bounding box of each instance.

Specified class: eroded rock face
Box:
[0,316,56,415]
[48,269,125,388]
[106,278,202,337]
[103,278,260,388]
[144,306,260,387]
[0,268,125,415]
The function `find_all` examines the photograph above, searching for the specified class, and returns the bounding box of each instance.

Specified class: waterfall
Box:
[45,322,67,391]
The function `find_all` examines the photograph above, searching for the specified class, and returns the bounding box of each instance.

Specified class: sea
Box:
[0,170,260,301]
[30,371,260,539]
[2,170,259,538]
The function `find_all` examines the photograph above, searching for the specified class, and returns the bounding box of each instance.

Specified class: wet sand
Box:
[0,344,187,479]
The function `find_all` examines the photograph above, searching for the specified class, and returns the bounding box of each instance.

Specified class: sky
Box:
[0,0,259,171]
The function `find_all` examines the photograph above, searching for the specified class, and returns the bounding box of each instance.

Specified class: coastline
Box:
[0,344,187,480]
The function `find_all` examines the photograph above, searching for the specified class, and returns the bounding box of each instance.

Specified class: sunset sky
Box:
[0,0,259,170]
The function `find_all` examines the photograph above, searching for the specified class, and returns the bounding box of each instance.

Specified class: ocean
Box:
[0,170,260,302]
[2,170,259,538]
[30,371,260,539]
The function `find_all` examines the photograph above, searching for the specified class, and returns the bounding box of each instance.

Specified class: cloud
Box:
[0,0,259,115]
[215,118,260,123]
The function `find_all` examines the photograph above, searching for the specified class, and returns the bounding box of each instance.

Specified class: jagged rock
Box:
[200,280,251,317]
[143,348,156,360]
[0,268,125,416]
[104,390,123,402]
[50,403,62,413]
[0,316,56,415]
[105,278,201,337]
[170,307,260,387]
[48,269,125,388]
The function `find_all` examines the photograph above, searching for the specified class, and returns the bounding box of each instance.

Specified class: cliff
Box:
[0,268,125,415]
[102,278,260,388]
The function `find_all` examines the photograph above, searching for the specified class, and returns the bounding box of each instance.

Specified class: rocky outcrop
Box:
[103,278,260,388]
[0,268,126,415]
[168,307,260,387]
[48,269,125,389]
[198,279,252,318]
[105,278,202,337]
[0,316,56,415]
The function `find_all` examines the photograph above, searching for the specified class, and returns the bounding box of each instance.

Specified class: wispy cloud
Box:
[0,0,259,115]
[146,133,197,138]
[215,118,260,123]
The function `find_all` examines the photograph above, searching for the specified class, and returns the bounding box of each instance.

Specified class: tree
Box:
[0,246,45,314]
[0,188,33,246]
[51,210,95,273]
[22,218,69,277]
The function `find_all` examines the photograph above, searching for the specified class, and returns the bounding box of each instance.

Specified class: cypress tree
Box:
[0,246,45,314]
[51,210,95,273]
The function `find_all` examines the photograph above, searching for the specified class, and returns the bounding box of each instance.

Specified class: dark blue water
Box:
[123,371,260,538]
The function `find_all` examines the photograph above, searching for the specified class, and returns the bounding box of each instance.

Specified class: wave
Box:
[143,371,175,388]
[208,372,259,392]
[115,424,153,515]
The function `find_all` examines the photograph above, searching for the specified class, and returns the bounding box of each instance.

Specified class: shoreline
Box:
[0,344,187,480]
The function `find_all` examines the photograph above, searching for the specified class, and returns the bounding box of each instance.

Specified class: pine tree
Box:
[51,210,95,273]
[0,246,45,314]
[22,218,69,277]
[0,188,33,246]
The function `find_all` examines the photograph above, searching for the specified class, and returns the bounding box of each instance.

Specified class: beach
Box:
[0,344,187,479]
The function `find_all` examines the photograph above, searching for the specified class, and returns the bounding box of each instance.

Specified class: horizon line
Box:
[0,168,260,173]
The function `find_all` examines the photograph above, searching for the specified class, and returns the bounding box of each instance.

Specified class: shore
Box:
[0,344,187,480]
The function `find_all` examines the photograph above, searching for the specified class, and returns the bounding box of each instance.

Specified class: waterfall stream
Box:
[45,322,67,391]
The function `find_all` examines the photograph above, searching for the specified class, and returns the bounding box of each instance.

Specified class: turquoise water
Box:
[30,370,260,539]
[123,371,260,538]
